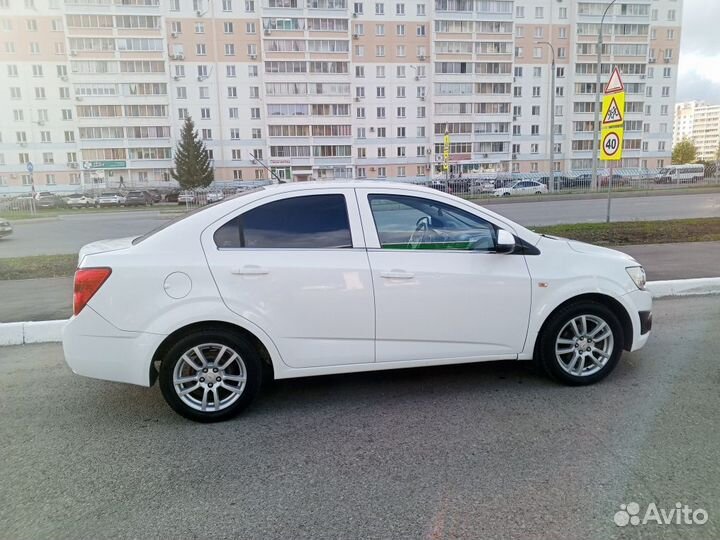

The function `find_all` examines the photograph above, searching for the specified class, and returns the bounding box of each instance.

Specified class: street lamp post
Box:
[537,41,556,192]
[591,0,618,191]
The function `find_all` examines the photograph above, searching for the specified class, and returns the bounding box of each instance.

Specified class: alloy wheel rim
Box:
[172,343,247,412]
[555,315,614,377]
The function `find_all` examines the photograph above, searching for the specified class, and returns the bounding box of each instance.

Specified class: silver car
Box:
[0,219,13,238]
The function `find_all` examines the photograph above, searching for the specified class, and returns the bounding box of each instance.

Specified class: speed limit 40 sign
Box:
[601,127,624,161]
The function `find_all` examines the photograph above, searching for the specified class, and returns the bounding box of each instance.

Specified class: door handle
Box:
[380,270,415,280]
[232,265,269,276]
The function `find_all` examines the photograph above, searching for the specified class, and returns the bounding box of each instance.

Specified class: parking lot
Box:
[1,296,718,540]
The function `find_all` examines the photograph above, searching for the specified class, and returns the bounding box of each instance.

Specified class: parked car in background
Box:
[206,191,225,204]
[65,193,96,208]
[63,181,652,422]
[35,192,62,209]
[165,190,181,203]
[430,180,449,192]
[469,180,497,195]
[97,192,126,207]
[177,191,195,205]
[566,174,593,189]
[537,176,568,191]
[654,164,705,184]
[494,180,548,197]
[0,219,12,238]
[598,174,627,187]
[145,189,162,203]
[124,191,154,207]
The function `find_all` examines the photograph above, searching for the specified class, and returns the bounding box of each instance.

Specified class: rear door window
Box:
[214,194,352,249]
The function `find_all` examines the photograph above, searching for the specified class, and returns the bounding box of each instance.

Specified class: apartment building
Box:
[674,101,720,161]
[0,0,682,190]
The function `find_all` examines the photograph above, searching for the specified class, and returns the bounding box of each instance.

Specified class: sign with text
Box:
[601,127,624,161]
[443,133,450,171]
[83,160,127,170]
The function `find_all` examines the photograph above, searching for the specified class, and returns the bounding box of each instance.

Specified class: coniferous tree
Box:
[170,116,214,189]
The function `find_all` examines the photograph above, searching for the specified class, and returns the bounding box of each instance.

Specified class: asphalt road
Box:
[1,192,720,258]
[0,296,718,539]
[0,211,171,259]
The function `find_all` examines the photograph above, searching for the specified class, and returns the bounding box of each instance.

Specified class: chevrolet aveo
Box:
[63,182,652,422]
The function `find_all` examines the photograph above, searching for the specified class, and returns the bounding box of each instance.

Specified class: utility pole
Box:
[591,0,618,191]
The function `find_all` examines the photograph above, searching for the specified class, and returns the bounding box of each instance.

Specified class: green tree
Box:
[170,116,214,189]
[671,139,697,164]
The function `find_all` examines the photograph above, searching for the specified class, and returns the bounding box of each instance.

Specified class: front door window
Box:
[368,194,496,251]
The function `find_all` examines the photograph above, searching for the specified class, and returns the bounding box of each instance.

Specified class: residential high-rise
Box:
[673,101,720,161]
[0,0,683,190]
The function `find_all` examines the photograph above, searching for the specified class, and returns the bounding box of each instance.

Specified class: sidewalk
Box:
[0,241,718,323]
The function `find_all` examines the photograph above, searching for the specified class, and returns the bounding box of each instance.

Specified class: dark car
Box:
[566,174,592,189]
[164,190,180,203]
[36,192,61,209]
[145,189,162,203]
[124,191,154,207]
[537,176,567,191]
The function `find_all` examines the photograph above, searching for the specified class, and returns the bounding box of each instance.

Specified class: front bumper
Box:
[623,288,652,352]
[63,306,165,387]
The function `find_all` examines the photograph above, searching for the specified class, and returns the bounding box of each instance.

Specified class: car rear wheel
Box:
[159,330,263,422]
[538,301,624,386]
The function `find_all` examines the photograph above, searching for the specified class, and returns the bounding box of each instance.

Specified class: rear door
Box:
[201,188,375,369]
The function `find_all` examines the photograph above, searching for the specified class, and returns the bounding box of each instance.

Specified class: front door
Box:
[356,189,532,363]
[202,189,375,369]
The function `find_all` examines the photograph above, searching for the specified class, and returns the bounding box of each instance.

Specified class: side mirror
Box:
[495,229,516,254]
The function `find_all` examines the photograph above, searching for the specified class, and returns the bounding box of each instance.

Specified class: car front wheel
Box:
[538,301,624,385]
[158,330,263,422]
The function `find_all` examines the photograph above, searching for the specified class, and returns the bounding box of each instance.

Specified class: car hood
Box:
[566,239,637,262]
[78,236,136,263]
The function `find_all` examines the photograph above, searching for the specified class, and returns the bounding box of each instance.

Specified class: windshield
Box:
[132,188,264,245]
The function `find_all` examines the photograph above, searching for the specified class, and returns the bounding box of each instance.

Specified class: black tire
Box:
[159,329,263,422]
[502,192,511,197]
[537,301,624,386]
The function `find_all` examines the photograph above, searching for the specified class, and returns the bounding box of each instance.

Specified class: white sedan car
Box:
[494,180,548,197]
[64,181,652,422]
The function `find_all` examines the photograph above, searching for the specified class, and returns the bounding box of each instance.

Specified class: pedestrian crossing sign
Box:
[602,93,625,126]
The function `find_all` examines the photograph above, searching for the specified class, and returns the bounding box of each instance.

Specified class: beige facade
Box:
[0,0,683,192]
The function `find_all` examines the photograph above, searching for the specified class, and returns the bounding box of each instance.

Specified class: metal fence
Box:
[398,166,720,200]
[1,168,719,219]
[0,181,273,217]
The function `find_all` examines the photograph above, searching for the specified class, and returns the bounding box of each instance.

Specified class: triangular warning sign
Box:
[603,96,623,125]
[605,67,624,94]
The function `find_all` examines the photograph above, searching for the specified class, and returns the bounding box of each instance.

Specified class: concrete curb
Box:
[1,278,719,346]
[645,277,720,299]
[0,319,66,346]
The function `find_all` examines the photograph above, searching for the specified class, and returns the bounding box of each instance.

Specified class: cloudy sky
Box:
[677,0,720,103]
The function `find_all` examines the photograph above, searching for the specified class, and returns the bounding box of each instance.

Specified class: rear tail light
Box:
[73,267,112,316]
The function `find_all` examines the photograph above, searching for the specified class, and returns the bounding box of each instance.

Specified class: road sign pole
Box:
[606,161,613,223]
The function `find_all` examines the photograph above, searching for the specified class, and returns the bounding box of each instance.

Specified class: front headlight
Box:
[626,266,646,290]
